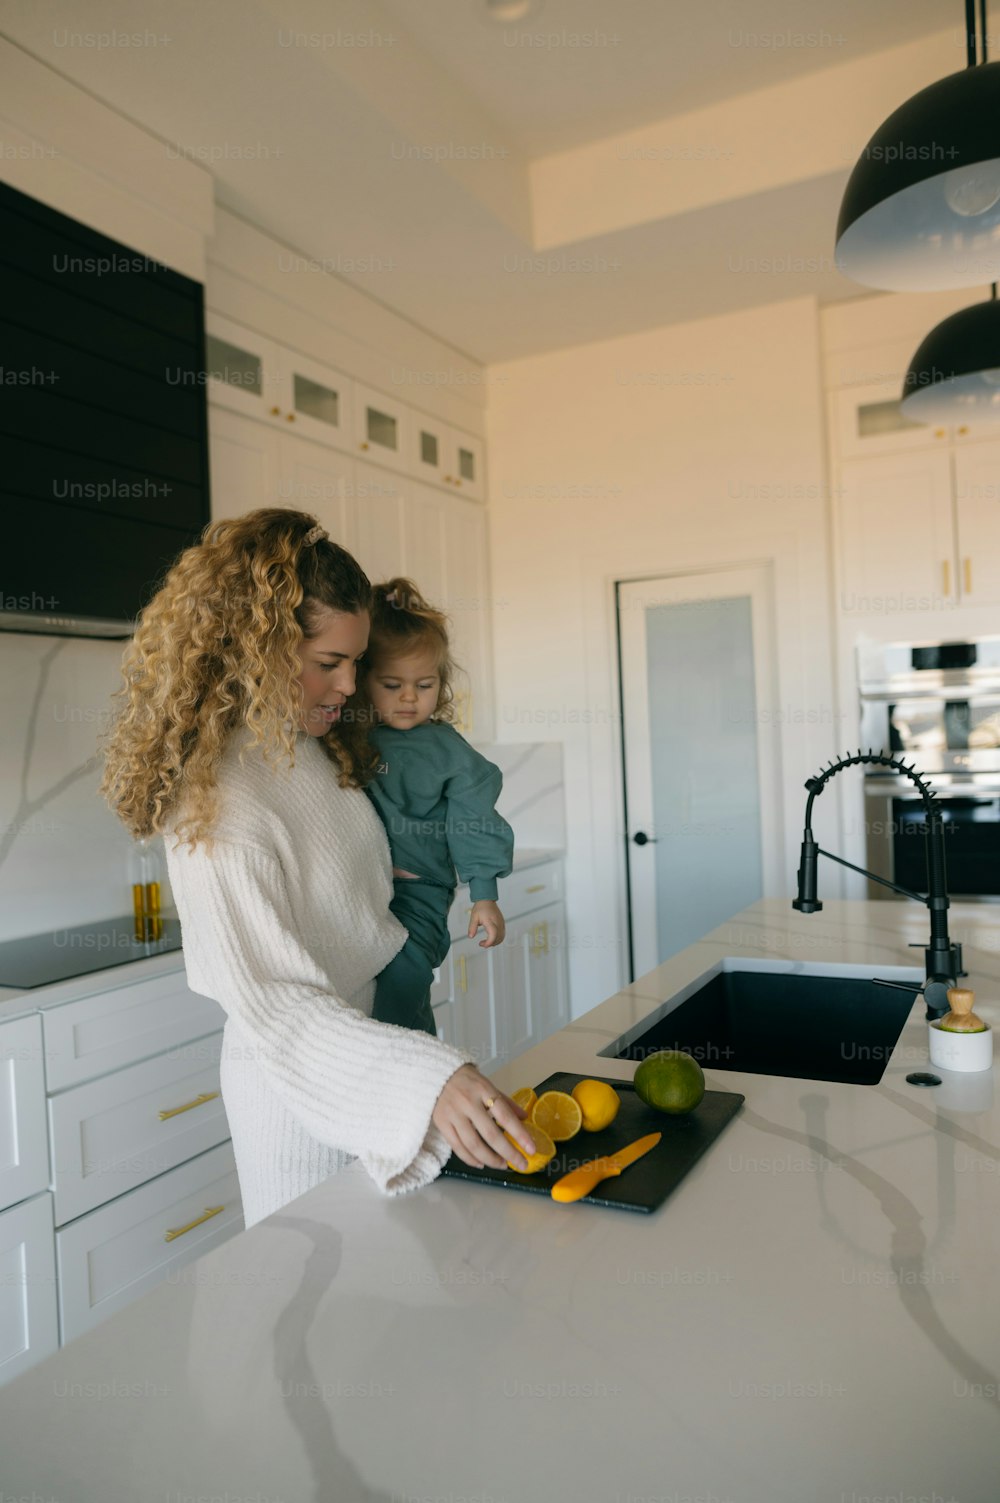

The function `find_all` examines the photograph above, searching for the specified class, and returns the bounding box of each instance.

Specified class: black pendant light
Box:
[836,0,1000,291]
[901,288,1000,422]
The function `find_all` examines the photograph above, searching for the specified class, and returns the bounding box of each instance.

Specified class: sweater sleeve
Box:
[443,742,515,903]
[169,836,475,1196]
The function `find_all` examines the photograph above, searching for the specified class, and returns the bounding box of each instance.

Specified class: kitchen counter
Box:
[2,897,998,1502]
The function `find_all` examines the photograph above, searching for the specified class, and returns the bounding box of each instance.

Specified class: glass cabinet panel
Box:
[856,398,922,440]
[458,445,476,483]
[420,429,439,467]
[293,373,340,429]
[205,335,262,397]
[366,405,398,453]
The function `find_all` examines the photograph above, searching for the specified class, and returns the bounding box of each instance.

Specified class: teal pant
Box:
[373,876,454,1037]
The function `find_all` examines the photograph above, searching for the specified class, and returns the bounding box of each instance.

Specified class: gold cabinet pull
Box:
[525,883,545,894]
[942,559,951,596]
[360,441,369,450]
[164,1205,225,1243]
[963,557,973,594]
[529,922,549,957]
[159,1091,220,1122]
[458,955,468,993]
[270,406,281,416]
[934,427,946,439]
[958,425,969,435]
[286,412,296,422]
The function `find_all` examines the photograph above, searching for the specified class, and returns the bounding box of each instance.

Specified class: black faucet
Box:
[792,750,964,1019]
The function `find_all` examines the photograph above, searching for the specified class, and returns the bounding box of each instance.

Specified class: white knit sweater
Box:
[164,727,474,1210]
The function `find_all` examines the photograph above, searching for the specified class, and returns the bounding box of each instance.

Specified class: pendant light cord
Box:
[966,0,977,65]
[980,0,989,61]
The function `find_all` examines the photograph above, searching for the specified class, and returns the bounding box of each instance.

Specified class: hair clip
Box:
[384,588,398,604]
[302,524,328,547]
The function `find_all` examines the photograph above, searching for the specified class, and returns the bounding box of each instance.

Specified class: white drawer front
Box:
[449,860,563,938]
[49,1033,229,1225]
[57,1141,242,1344]
[0,1014,49,1213]
[43,966,226,1091]
[0,1191,58,1386]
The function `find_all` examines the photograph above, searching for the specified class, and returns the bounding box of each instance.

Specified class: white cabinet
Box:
[409,414,485,502]
[208,409,496,736]
[281,345,355,452]
[49,1032,227,1225]
[443,495,494,741]
[832,380,950,460]
[838,439,1000,611]
[56,1141,242,1344]
[0,1015,49,1214]
[354,381,411,475]
[0,1192,58,1386]
[204,312,279,420]
[953,438,1000,604]
[435,862,568,1073]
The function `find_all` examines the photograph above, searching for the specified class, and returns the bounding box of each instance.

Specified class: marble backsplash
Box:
[0,632,565,942]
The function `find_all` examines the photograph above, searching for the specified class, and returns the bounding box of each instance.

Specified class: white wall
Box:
[486,295,843,1016]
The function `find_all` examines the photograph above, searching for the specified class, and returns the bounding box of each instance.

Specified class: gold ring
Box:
[483,1096,496,1111]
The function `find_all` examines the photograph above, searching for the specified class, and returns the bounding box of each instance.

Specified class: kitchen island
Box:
[2,897,998,1503]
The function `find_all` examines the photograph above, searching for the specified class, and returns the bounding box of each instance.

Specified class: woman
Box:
[101,508,534,1228]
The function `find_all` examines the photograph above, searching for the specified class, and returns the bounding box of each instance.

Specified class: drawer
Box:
[0,1014,49,1213]
[0,1191,58,1386]
[449,860,563,938]
[49,1032,229,1225]
[43,966,226,1091]
[57,1140,242,1344]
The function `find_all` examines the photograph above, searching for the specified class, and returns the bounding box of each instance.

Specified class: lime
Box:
[633,1050,705,1115]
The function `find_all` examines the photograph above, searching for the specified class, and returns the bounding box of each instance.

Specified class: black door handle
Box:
[632,831,658,846]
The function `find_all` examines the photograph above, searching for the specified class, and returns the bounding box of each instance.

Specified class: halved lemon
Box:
[530,1090,583,1142]
[511,1086,538,1115]
[503,1125,556,1174]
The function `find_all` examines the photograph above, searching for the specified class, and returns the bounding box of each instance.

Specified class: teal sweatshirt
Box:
[365,721,514,902]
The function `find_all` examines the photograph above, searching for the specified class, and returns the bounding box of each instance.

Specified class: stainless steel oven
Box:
[858,636,1000,901]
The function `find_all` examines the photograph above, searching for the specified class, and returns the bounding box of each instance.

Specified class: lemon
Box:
[503,1125,556,1174]
[511,1086,538,1115]
[634,1050,705,1115]
[530,1090,583,1142]
[571,1079,621,1132]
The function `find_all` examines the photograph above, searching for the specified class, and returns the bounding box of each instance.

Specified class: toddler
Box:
[359,578,514,1036]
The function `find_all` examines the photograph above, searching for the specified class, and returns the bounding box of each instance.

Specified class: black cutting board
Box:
[440,1071,744,1213]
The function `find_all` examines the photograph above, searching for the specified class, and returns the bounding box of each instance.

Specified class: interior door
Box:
[618,565,783,976]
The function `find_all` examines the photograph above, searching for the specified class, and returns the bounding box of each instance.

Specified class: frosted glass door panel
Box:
[646,596,763,961]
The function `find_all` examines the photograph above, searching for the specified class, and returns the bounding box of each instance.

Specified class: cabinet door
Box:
[838,451,956,611]
[446,427,485,503]
[404,480,448,606]
[443,495,495,740]
[524,902,569,1044]
[277,346,355,455]
[209,407,282,520]
[449,938,496,1072]
[277,431,356,551]
[410,410,449,490]
[832,380,951,460]
[0,1015,49,1214]
[493,916,532,1066]
[205,312,280,420]
[954,438,1000,604]
[352,462,406,584]
[354,383,411,475]
[0,1193,58,1388]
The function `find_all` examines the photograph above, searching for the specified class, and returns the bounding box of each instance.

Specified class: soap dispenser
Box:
[929,986,993,1073]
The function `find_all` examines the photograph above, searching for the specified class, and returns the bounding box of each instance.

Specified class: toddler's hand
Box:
[468,899,505,948]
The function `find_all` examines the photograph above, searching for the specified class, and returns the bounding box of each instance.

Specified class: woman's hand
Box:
[432,1063,536,1171]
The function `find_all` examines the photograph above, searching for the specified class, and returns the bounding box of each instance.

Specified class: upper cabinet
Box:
[205,313,485,500]
[833,379,997,460]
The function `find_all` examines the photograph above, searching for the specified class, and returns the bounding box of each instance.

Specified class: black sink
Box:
[611,966,917,1085]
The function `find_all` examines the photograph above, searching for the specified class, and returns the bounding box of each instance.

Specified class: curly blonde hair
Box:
[349,576,459,727]
[101,509,379,846]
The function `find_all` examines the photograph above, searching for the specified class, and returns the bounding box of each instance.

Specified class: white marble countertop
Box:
[2,897,998,1502]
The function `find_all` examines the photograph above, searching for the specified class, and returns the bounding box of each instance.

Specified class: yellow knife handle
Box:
[551,1159,621,1203]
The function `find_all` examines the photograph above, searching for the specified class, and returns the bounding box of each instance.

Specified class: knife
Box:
[550,1132,662,1203]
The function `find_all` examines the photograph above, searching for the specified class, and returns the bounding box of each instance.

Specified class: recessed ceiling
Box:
[0,0,966,363]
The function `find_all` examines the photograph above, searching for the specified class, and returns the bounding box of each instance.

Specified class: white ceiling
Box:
[0,0,968,364]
